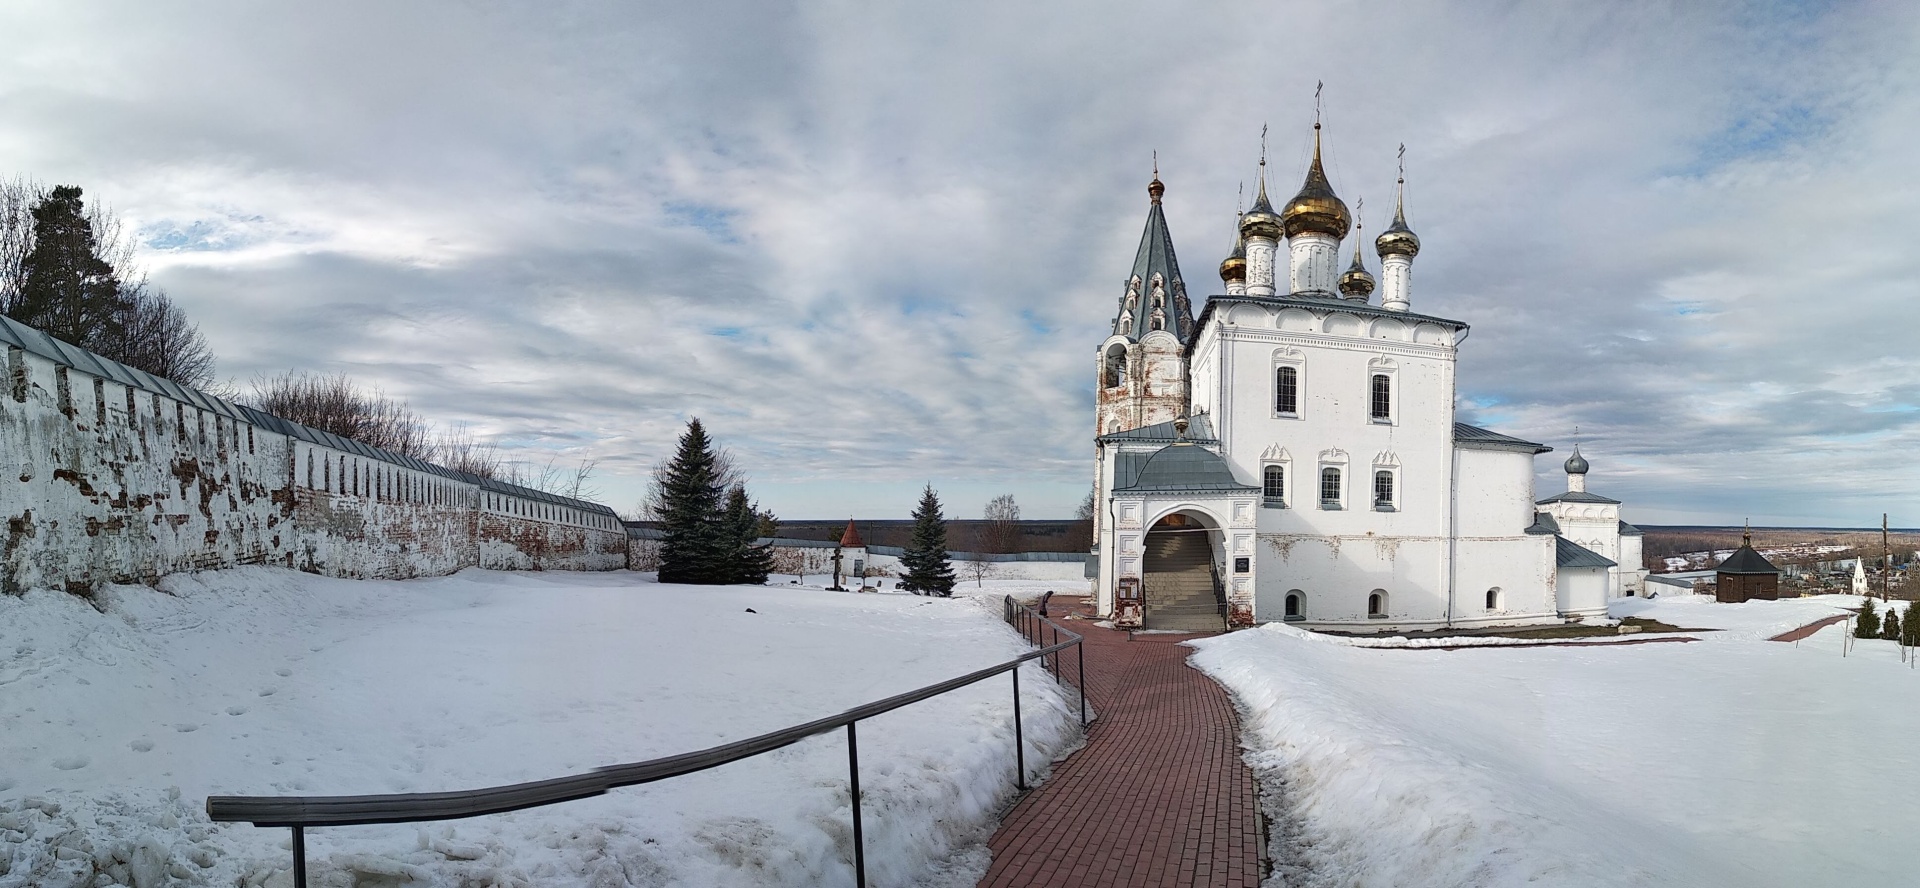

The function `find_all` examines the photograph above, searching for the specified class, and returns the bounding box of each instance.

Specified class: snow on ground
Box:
[0,567,1079,888]
[1190,594,1920,887]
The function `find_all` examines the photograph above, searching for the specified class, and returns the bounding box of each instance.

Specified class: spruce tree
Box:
[1856,597,1880,639]
[899,484,956,596]
[10,186,125,350]
[722,483,775,585]
[1882,607,1902,642]
[656,419,728,584]
[1902,604,1920,648]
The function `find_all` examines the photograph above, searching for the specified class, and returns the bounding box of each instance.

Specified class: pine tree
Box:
[1902,604,1920,648]
[721,483,775,585]
[1855,597,1880,639]
[1882,607,1902,642]
[656,419,729,584]
[9,186,125,351]
[899,484,956,597]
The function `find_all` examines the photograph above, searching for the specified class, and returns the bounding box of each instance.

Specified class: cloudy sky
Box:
[2,0,1915,526]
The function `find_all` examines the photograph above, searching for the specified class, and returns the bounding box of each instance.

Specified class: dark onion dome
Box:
[1375,177,1421,258]
[1337,237,1375,300]
[1282,124,1351,239]
[1564,446,1589,475]
[1220,216,1248,283]
[1239,172,1283,241]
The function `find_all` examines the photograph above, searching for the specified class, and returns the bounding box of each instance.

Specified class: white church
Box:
[1089,123,1648,632]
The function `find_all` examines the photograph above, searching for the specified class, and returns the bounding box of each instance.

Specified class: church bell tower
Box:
[1095,171,1192,438]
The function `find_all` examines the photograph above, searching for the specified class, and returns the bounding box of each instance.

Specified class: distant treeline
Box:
[1641,526,1920,561]
[627,518,1095,554]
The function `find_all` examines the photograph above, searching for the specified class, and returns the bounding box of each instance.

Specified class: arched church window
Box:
[1104,345,1128,388]
[1373,471,1395,511]
[1319,467,1342,509]
[1263,466,1285,505]
[1276,366,1298,415]
[1285,591,1304,620]
[1370,374,1391,421]
[1486,587,1502,611]
[1368,590,1387,617]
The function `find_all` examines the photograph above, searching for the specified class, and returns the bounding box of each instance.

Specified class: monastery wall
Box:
[2,320,625,595]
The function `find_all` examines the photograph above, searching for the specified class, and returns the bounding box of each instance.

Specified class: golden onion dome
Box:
[1281,124,1351,240]
[1337,244,1375,300]
[1375,178,1421,259]
[1219,255,1247,283]
[1147,175,1165,204]
[1239,173,1283,241]
[1220,211,1248,283]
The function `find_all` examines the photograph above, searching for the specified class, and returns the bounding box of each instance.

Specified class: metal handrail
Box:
[207,595,1085,888]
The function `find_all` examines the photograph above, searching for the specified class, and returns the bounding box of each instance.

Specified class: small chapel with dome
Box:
[1089,121,1648,632]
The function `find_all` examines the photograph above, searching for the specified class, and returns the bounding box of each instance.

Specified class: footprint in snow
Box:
[275,668,293,677]
[174,723,199,733]
[52,755,89,771]
[130,739,154,752]
[258,687,277,697]
[226,705,249,716]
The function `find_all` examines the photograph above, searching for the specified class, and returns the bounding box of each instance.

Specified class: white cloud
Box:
[1,0,1915,524]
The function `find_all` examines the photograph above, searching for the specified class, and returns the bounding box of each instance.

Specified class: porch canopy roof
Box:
[1115,443,1256,494]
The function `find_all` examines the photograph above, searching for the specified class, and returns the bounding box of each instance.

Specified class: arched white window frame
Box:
[1486,587,1503,611]
[1318,448,1348,511]
[1367,589,1388,618]
[1366,356,1399,426]
[1284,590,1305,621]
[1373,470,1396,512]
[1371,452,1400,513]
[1272,348,1305,419]
[1260,444,1292,509]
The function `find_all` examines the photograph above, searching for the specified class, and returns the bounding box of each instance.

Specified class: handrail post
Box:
[848,722,866,888]
[291,826,307,888]
[1078,640,1088,728]
[1012,666,1027,791]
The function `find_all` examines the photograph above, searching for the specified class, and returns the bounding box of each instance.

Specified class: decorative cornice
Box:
[1217,329,1454,361]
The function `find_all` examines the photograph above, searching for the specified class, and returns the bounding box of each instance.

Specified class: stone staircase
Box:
[1141,531,1226,633]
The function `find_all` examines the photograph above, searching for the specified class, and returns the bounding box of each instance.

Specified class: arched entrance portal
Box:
[1141,511,1226,632]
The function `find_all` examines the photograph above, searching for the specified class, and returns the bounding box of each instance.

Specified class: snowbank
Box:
[0,568,1078,887]
[1189,595,1920,887]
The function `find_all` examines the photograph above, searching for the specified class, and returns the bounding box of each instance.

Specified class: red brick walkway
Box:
[978,598,1262,888]
[1769,612,1852,642]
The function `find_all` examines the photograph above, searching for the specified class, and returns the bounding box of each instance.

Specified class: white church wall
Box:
[1253,535,1449,625]
[1214,321,1457,541]
[1556,565,1610,618]
[1452,536,1560,624]
[1618,535,1646,596]
[1453,449,1538,537]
